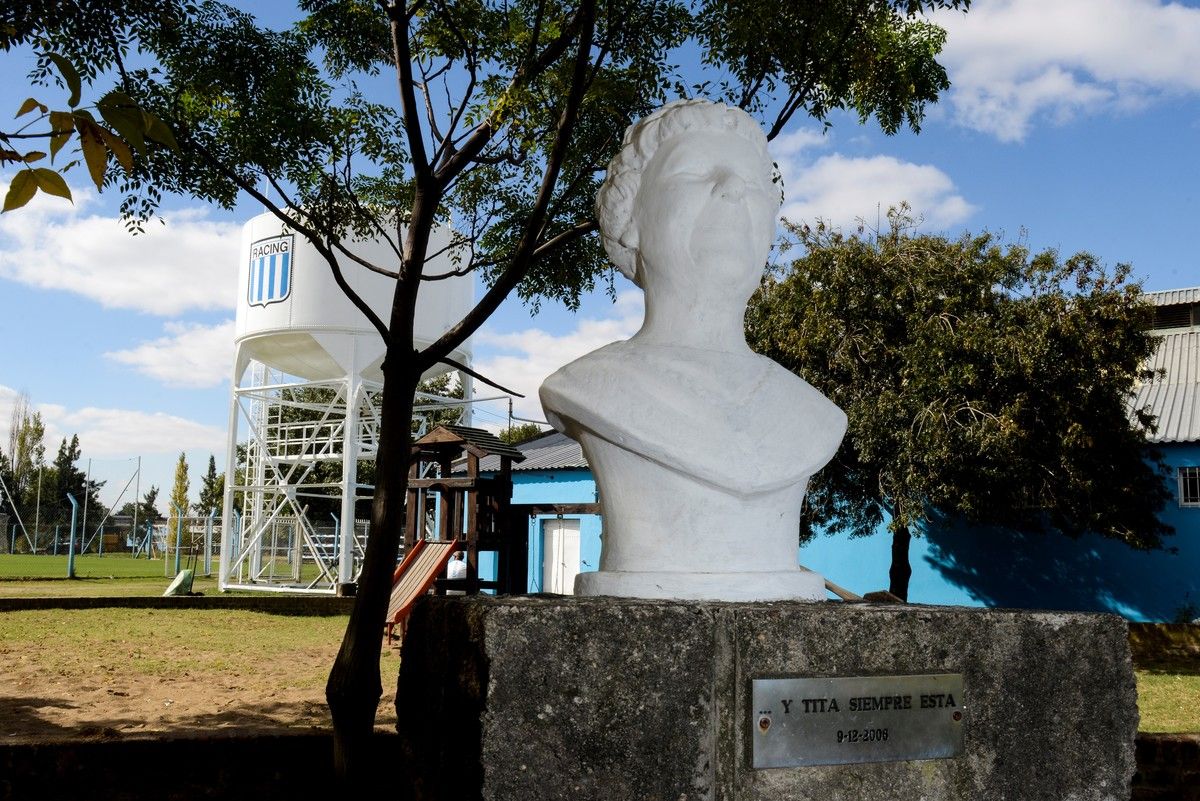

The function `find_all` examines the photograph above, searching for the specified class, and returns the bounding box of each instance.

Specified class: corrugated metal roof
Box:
[1143,287,1200,307]
[476,430,589,472]
[1132,330,1200,443]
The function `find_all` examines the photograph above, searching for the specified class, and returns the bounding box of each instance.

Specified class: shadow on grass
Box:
[0,694,339,743]
[1136,660,1200,677]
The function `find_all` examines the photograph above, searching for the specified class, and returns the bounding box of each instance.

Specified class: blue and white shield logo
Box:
[248,235,294,307]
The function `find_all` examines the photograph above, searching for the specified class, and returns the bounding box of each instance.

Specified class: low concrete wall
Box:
[0,732,395,801]
[1133,733,1200,801]
[0,723,1191,799]
[0,595,354,616]
[397,596,1138,801]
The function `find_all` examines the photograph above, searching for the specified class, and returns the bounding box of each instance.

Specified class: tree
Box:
[141,485,162,523]
[41,434,106,535]
[194,454,223,516]
[498,422,546,445]
[746,211,1172,600]
[28,0,971,778]
[5,391,46,506]
[1,1,184,213]
[167,452,189,552]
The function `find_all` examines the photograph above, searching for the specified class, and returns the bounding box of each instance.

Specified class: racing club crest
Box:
[248,234,294,307]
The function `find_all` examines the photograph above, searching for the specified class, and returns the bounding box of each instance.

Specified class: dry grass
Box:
[0,608,397,742]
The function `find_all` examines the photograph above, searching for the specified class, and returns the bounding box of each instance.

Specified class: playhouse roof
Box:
[475,430,587,472]
[415,425,527,461]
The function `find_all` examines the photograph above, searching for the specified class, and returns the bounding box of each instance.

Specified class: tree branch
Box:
[437,355,524,397]
[434,2,592,184]
[186,138,391,344]
[532,218,598,260]
[388,1,432,188]
[331,239,400,279]
[421,0,597,370]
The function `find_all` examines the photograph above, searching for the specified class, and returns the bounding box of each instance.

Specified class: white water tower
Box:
[219,213,474,593]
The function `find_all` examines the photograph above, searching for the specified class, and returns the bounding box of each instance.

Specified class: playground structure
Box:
[385,424,526,638]
[219,213,476,594]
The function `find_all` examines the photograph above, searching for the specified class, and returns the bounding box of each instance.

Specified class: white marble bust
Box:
[539,99,847,601]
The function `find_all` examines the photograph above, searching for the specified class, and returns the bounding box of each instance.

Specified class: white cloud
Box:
[0,384,224,460]
[0,178,240,315]
[771,127,831,157]
[933,0,1200,141]
[105,320,235,388]
[774,151,976,233]
[473,291,644,421]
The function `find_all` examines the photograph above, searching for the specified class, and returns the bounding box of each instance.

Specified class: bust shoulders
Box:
[540,339,847,496]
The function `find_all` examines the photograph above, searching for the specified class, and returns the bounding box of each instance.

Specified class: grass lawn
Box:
[0,553,188,580]
[1135,662,1200,733]
[0,576,222,597]
[0,562,1195,737]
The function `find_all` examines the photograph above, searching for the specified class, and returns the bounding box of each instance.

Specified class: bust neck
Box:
[634,282,753,354]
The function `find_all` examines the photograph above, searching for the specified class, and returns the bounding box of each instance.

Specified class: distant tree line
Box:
[0,390,227,550]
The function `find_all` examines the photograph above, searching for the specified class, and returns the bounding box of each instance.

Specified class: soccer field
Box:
[0,553,179,579]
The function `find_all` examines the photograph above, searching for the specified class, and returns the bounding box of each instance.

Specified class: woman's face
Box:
[631,128,778,298]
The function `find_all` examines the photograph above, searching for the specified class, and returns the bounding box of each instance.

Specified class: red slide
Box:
[384,538,459,641]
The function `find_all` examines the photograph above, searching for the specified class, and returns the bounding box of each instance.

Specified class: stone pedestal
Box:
[395,596,1137,801]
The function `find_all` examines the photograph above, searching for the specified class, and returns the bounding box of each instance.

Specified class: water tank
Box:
[233,213,473,382]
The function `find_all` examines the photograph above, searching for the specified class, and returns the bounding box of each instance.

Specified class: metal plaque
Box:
[751,673,964,768]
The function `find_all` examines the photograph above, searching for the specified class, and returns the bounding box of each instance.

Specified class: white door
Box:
[542,518,581,595]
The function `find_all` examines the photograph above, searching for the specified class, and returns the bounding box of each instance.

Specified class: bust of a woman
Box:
[539,99,846,601]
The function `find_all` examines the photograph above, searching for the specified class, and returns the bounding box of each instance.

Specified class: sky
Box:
[2,0,1200,514]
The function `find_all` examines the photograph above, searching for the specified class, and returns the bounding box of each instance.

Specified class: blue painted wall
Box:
[510,471,603,593]
[508,445,1199,621]
[801,443,1200,622]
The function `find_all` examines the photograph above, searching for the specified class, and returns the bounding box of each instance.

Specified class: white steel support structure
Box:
[219,212,475,595]
[221,365,383,593]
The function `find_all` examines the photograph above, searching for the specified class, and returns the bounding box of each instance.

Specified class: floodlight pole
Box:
[173,506,185,576]
[132,456,141,557]
[81,459,91,553]
[66,493,79,579]
[33,466,42,553]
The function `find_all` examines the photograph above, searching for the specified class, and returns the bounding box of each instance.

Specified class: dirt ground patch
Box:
[0,608,398,743]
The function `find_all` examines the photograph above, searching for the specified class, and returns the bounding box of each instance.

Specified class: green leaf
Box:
[23,151,47,164]
[74,119,108,189]
[16,97,43,118]
[97,92,146,156]
[48,111,73,161]
[32,168,72,201]
[142,112,179,150]
[98,128,133,174]
[46,52,82,107]
[3,171,39,212]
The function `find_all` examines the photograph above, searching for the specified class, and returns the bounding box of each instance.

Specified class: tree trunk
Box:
[325,357,420,786]
[889,525,912,602]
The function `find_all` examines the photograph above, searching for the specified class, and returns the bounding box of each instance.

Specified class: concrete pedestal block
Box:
[395,596,1137,801]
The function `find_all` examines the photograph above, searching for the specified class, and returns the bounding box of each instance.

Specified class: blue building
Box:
[488,288,1200,621]
[477,431,602,594]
